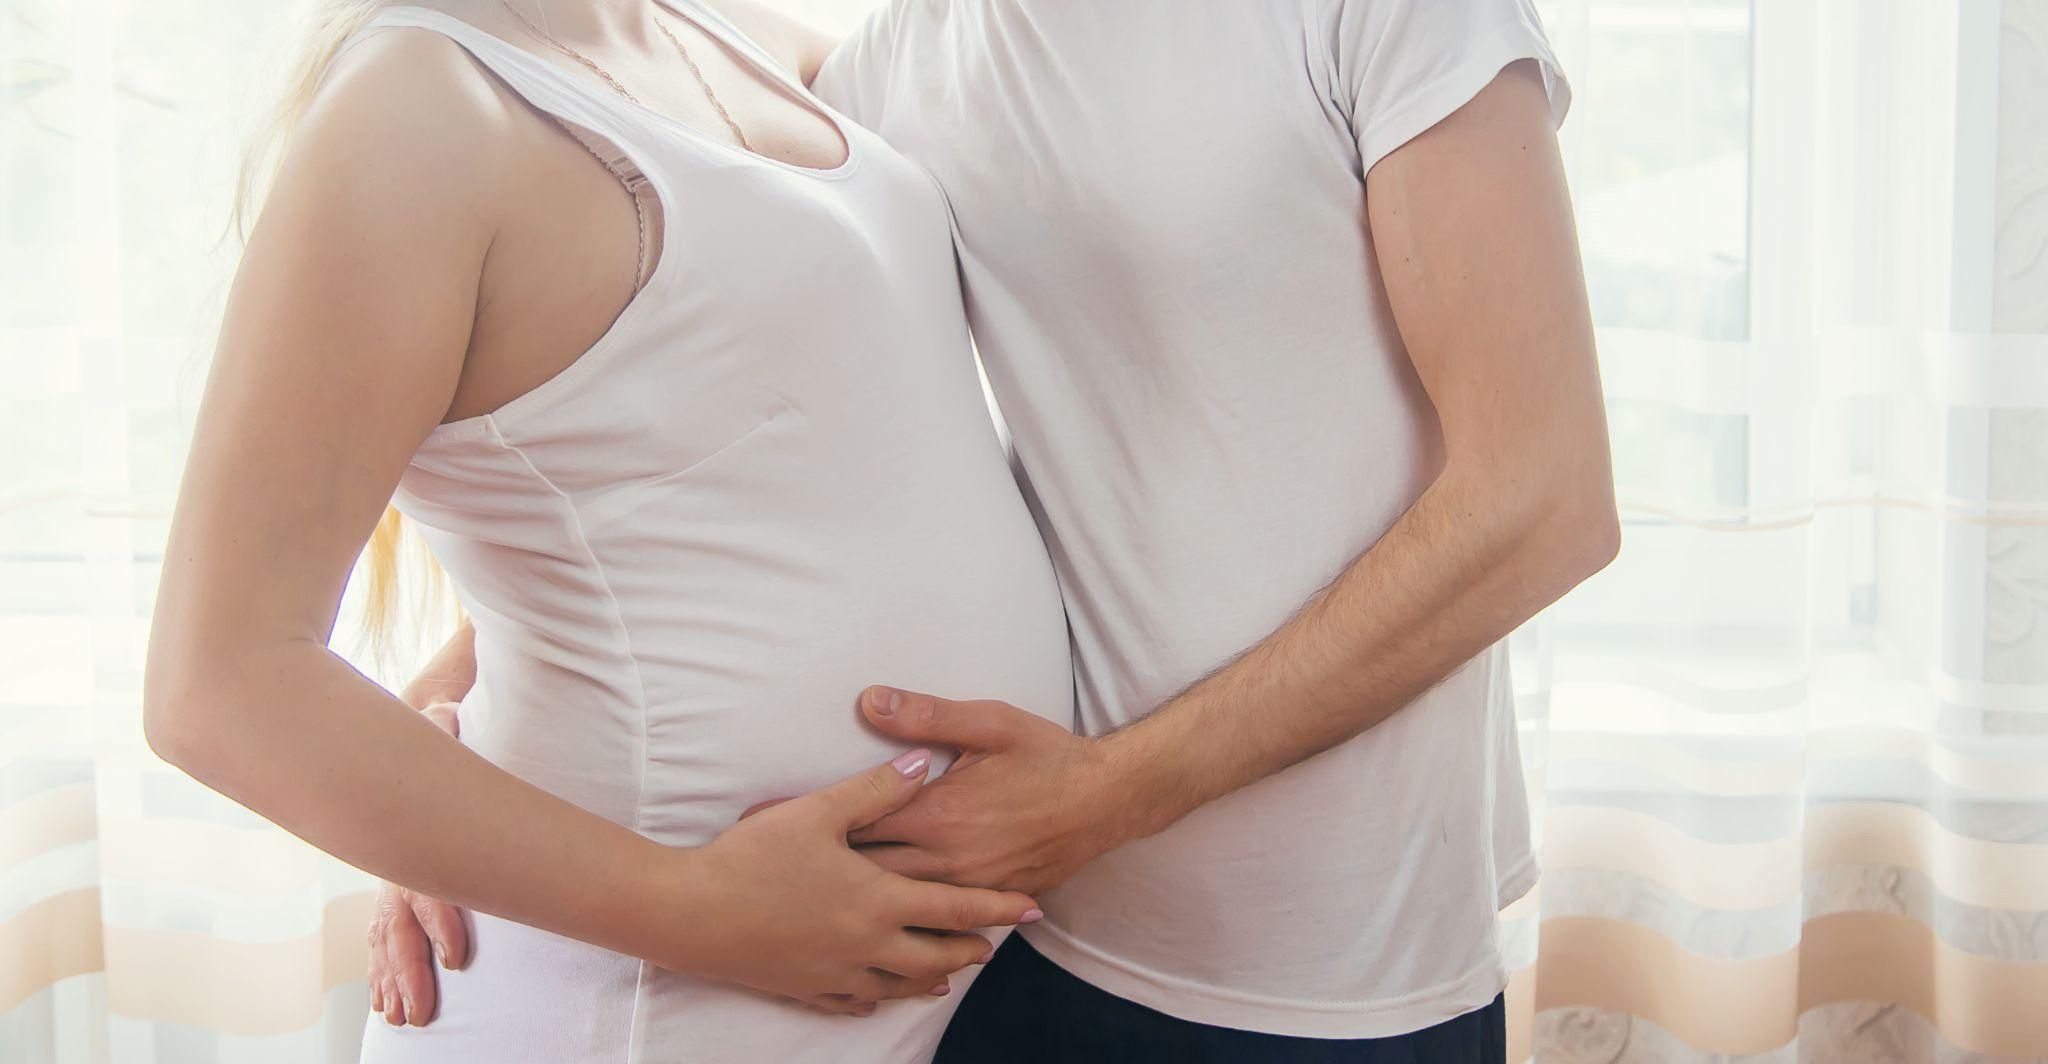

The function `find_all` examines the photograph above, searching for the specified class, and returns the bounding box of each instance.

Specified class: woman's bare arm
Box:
[147,31,1032,1012]
[149,23,682,967]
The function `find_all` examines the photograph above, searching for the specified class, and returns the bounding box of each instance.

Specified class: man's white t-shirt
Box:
[815,0,1568,1039]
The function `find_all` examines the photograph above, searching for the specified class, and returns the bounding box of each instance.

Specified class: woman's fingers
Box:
[877,930,996,982]
[807,993,878,1017]
[739,796,791,819]
[850,968,950,1004]
[811,750,933,832]
[897,880,1042,932]
[407,891,470,970]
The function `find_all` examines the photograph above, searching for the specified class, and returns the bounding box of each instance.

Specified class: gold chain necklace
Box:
[496,0,751,151]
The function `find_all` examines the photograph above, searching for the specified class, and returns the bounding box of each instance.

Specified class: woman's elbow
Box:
[142,652,227,774]
[142,676,198,770]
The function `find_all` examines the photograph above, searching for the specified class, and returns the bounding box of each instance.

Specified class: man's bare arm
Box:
[854,62,1617,891]
[1104,62,1614,831]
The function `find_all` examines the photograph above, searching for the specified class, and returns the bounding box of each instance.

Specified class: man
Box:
[381,0,1614,1058]
[802,1,1613,1058]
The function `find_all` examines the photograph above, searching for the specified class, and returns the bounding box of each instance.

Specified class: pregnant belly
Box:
[457,577,1074,848]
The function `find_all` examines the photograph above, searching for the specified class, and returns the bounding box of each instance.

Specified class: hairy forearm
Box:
[1102,459,1617,836]
[146,639,689,966]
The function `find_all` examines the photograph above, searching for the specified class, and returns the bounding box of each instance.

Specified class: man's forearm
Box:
[1094,62,1613,842]
[1101,459,1617,838]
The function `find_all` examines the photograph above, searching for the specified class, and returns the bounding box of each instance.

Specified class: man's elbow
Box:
[1555,481,1621,580]
[1532,465,1620,590]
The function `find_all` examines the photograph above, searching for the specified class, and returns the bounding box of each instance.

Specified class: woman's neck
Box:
[496,0,665,50]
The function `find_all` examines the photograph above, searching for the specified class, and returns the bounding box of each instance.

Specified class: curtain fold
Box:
[1514,3,2048,1061]
[2,1,2042,1062]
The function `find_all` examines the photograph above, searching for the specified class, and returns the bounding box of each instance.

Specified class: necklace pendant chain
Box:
[497,1,752,153]
[652,18,751,152]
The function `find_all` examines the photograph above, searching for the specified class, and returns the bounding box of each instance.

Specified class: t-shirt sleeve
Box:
[809,3,897,129]
[1325,0,1571,175]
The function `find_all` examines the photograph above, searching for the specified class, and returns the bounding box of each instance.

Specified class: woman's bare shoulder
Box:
[241,23,536,285]
[311,24,522,156]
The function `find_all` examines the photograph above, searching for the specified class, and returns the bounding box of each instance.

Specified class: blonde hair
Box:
[235,1,394,238]
[240,0,456,661]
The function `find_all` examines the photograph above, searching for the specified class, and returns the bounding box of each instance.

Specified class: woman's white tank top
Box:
[352,5,1073,1061]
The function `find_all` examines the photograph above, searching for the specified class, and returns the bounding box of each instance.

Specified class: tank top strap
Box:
[358,7,665,165]
[352,6,666,288]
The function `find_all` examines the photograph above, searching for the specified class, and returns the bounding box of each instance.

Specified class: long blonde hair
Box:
[240,0,455,660]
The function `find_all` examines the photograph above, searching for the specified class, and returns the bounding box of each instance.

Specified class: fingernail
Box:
[1019,908,1044,924]
[869,687,902,716]
[891,748,931,777]
[978,946,995,964]
[436,944,450,968]
[928,983,951,996]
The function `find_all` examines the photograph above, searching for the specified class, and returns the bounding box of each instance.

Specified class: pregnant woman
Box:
[142,0,1072,1060]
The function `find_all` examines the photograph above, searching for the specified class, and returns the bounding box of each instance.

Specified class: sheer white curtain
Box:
[1512,1,2048,1061]
[2,1,2042,1062]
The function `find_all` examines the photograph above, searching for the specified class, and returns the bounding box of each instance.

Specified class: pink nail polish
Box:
[928,983,951,996]
[891,748,931,778]
[1018,908,1044,924]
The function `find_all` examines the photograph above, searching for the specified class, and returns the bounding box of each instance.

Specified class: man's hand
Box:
[848,687,1148,895]
[366,701,469,1026]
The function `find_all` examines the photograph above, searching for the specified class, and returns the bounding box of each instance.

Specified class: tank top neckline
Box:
[374,0,862,181]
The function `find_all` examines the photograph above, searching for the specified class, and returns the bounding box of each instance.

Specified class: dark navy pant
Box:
[937,935,1506,1063]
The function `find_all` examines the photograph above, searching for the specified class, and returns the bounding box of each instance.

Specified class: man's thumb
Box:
[861,687,1015,751]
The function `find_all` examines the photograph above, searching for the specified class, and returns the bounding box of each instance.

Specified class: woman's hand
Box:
[365,744,1040,1022]
[668,749,1043,1015]
[367,702,470,1027]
